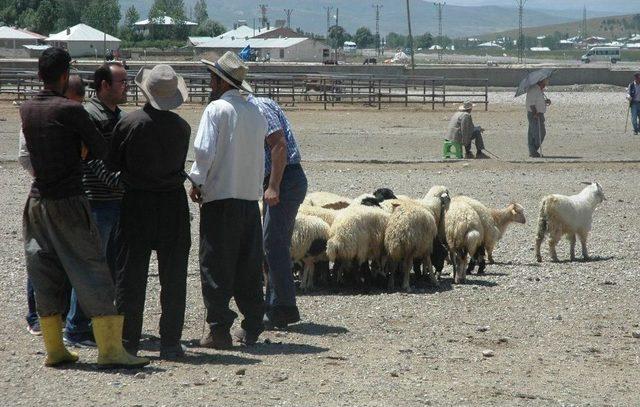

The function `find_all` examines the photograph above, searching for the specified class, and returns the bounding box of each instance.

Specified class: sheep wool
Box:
[445,199,484,284]
[304,191,352,209]
[291,214,331,291]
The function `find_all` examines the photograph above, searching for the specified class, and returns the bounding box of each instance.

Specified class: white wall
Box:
[48,40,121,57]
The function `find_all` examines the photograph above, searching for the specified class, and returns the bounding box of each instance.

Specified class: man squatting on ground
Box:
[63,62,129,347]
[106,65,192,359]
[20,47,148,368]
[247,94,308,328]
[446,101,489,159]
[189,52,269,348]
[19,74,86,336]
[526,78,551,158]
[626,72,640,135]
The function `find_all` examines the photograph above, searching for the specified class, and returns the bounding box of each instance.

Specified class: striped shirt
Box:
[82,97,125,201]
[247,95,301,175]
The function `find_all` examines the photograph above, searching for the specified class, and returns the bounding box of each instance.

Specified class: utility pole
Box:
[324,6,333,38]
[516,0,526,64]
[335,8,339,27]
[405,0,415,70]
[434,2,445,61]
[284,9,293,28]
[582,6,588,38]
[259,4,268,29]
[373,4,382,57]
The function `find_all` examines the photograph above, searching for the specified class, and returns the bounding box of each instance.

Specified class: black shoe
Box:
[234,328,261,346]
[160,343,186,359]
[529,152,541,158]
[634,131,639,135]
[200,328,233,350]
[475,151,490,159]
[264,306,301,330]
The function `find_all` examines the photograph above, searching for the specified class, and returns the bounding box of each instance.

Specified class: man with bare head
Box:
[65,74,85,102]
[63,62,129,347]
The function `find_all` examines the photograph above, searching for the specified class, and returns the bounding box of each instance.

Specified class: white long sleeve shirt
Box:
[525,85,547,114]
[189,89,268,203]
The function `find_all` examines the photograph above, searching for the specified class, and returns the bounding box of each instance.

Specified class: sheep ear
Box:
[580,181,592,185]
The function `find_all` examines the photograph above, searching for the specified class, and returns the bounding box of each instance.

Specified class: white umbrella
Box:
[515,68,554,97]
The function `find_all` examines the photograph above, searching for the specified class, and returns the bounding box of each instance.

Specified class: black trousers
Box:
[199,199,264,334]
[112,189,191,350]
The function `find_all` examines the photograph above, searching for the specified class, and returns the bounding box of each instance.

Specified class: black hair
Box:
[360,197,382,207]
[92,61,124,92]
[66,74,85,98]
[38,47,71,84]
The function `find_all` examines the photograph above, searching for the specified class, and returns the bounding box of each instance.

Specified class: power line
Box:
[582,5,588,38]
[284,9,293,28]
[516,0,526,64]
[324,6,333,37]
[258,4,268,29]
[405,0,415,70]
[373,4,382,57]
[335,8,339,27]
[434,2,445,61]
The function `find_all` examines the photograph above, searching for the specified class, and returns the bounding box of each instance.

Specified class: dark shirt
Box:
[107,103,190,192]
[83,97,125,201]
[20,89,106,199]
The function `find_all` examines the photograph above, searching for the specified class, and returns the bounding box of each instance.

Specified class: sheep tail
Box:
[536,199,548,241]
[325,240,338,263]
[465,230,482,255]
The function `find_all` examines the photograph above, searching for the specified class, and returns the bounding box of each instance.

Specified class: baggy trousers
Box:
[631,102,640,133]
[199,199,265,334]
[112,189,191,350]
[465,127,485,152]
[23,195,117,318]
[262,164,308,310]
[527,112,546,155]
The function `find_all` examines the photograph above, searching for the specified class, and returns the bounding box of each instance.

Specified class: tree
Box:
[148,0,188,40]
[386,32,407,49]
[55,0,85,31]
[353,27,375,49]
[194,19,226,37]
[193,0,208,25]
[327,25,350,49]
[414,33,433,49]
[34,0,57,34]
[83,0,120,34]
[120,5,141,42]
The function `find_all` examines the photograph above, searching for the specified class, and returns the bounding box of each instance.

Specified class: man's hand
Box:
[81,143,88,160]
[545,98,552,106]
[264,186,280,207]
[189,185,203,204]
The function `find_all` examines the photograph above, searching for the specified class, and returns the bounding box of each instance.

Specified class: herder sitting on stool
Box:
[446,101,489,159]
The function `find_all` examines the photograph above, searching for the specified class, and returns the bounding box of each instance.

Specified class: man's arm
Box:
[17,128,34,176]
[264,130,287,206]
[70,104,107,159]
[188,108,218,203]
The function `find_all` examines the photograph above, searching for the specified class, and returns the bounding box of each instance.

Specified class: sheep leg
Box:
[401,257,413,292]
[578,230,590,260]
[487,248,495,265]
[568,234,577,262]
[549,232,561,262]
[422,256,439,287]
[475,246,487,275]
[315,260,330,287]
[387,262,396,292]
[454,253,467,284]
[302,259,315,292]
[535,235,544,263]
[413,258,422,279]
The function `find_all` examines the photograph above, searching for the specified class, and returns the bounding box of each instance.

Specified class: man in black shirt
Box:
[21,47,148,369]
[107,64,191,359]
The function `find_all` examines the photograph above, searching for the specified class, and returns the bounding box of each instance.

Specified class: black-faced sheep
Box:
[535,182,605,262]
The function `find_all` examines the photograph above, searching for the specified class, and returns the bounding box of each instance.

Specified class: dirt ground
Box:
[0,89,639,406]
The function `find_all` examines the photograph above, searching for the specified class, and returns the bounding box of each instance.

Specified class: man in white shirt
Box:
[525,78,551,158]
[626,72,640,135]
[189,52,268,349]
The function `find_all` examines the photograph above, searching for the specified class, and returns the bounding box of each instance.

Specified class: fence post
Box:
[291,78,295,106]
[442,77,446,107]
[404,79,408,107]
[484,79,489,111]
[431,80,435,110]
[378,79,382,110]
[323,78,327,110]
[423,80,426,104]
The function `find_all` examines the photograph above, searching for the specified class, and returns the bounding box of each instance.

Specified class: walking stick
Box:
[624,103,631,133]
[537,115,543,157]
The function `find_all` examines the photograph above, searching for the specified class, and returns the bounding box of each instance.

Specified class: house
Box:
[46,23,121,57]
[187,24,280,48]
[134,16,197,37]
[0,26,45,58]
[195,36,329,62]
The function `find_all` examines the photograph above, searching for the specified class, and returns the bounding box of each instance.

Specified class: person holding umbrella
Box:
[626,72,640,135]
[516,69,553,158]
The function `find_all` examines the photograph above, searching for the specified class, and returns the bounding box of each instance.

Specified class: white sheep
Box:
[291,214,331,291]
[452,196,526,271]
[535,182,605,263]
[444,199,484,284]
[304,191,352,209]
[298,204,339,226]
[384,200,438,291]
[326,205,389,286]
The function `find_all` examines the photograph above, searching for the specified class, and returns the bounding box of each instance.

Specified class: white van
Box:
[343,41,357,53]
[581,47,621,63]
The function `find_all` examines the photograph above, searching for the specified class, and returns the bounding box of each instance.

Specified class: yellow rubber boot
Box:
[91,315,150,369]
[39,315,79,367]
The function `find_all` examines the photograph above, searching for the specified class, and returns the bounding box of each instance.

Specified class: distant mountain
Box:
[119,0,586,38]
[445,0,637,14]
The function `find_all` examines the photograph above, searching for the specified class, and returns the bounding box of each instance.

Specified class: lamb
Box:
[304,191,352,209]
[291,214,331,291]
[452,196,526,272]
[535,182,605,263]
[384,200,438,291]
[325,205,389,287]
[298,204,338,226]
[444,199,484,284]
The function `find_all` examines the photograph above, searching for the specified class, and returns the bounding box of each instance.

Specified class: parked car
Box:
[581,47,621,64]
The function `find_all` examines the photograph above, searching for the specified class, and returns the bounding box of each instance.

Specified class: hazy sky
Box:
[443,0,635,13]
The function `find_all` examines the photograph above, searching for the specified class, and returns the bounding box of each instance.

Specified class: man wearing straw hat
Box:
[106,64,192,359]
[446,101,489,159]
[189,51,268,349]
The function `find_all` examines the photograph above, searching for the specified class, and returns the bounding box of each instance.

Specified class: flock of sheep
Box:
[286,182,606,292]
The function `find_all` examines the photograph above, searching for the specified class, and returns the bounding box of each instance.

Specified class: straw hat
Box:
[134,65,188,111]
[200,51,253,93]
[458,101,474,111]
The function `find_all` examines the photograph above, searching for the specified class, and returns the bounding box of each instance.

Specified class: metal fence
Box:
[0,69,489,110]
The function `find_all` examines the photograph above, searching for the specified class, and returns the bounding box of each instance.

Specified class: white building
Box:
[134,16,198,37]
[46,24,121,57]
[0,26,45,57]
[196,36,329,62]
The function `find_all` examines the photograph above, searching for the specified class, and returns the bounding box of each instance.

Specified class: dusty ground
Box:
[0,89,639,406]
